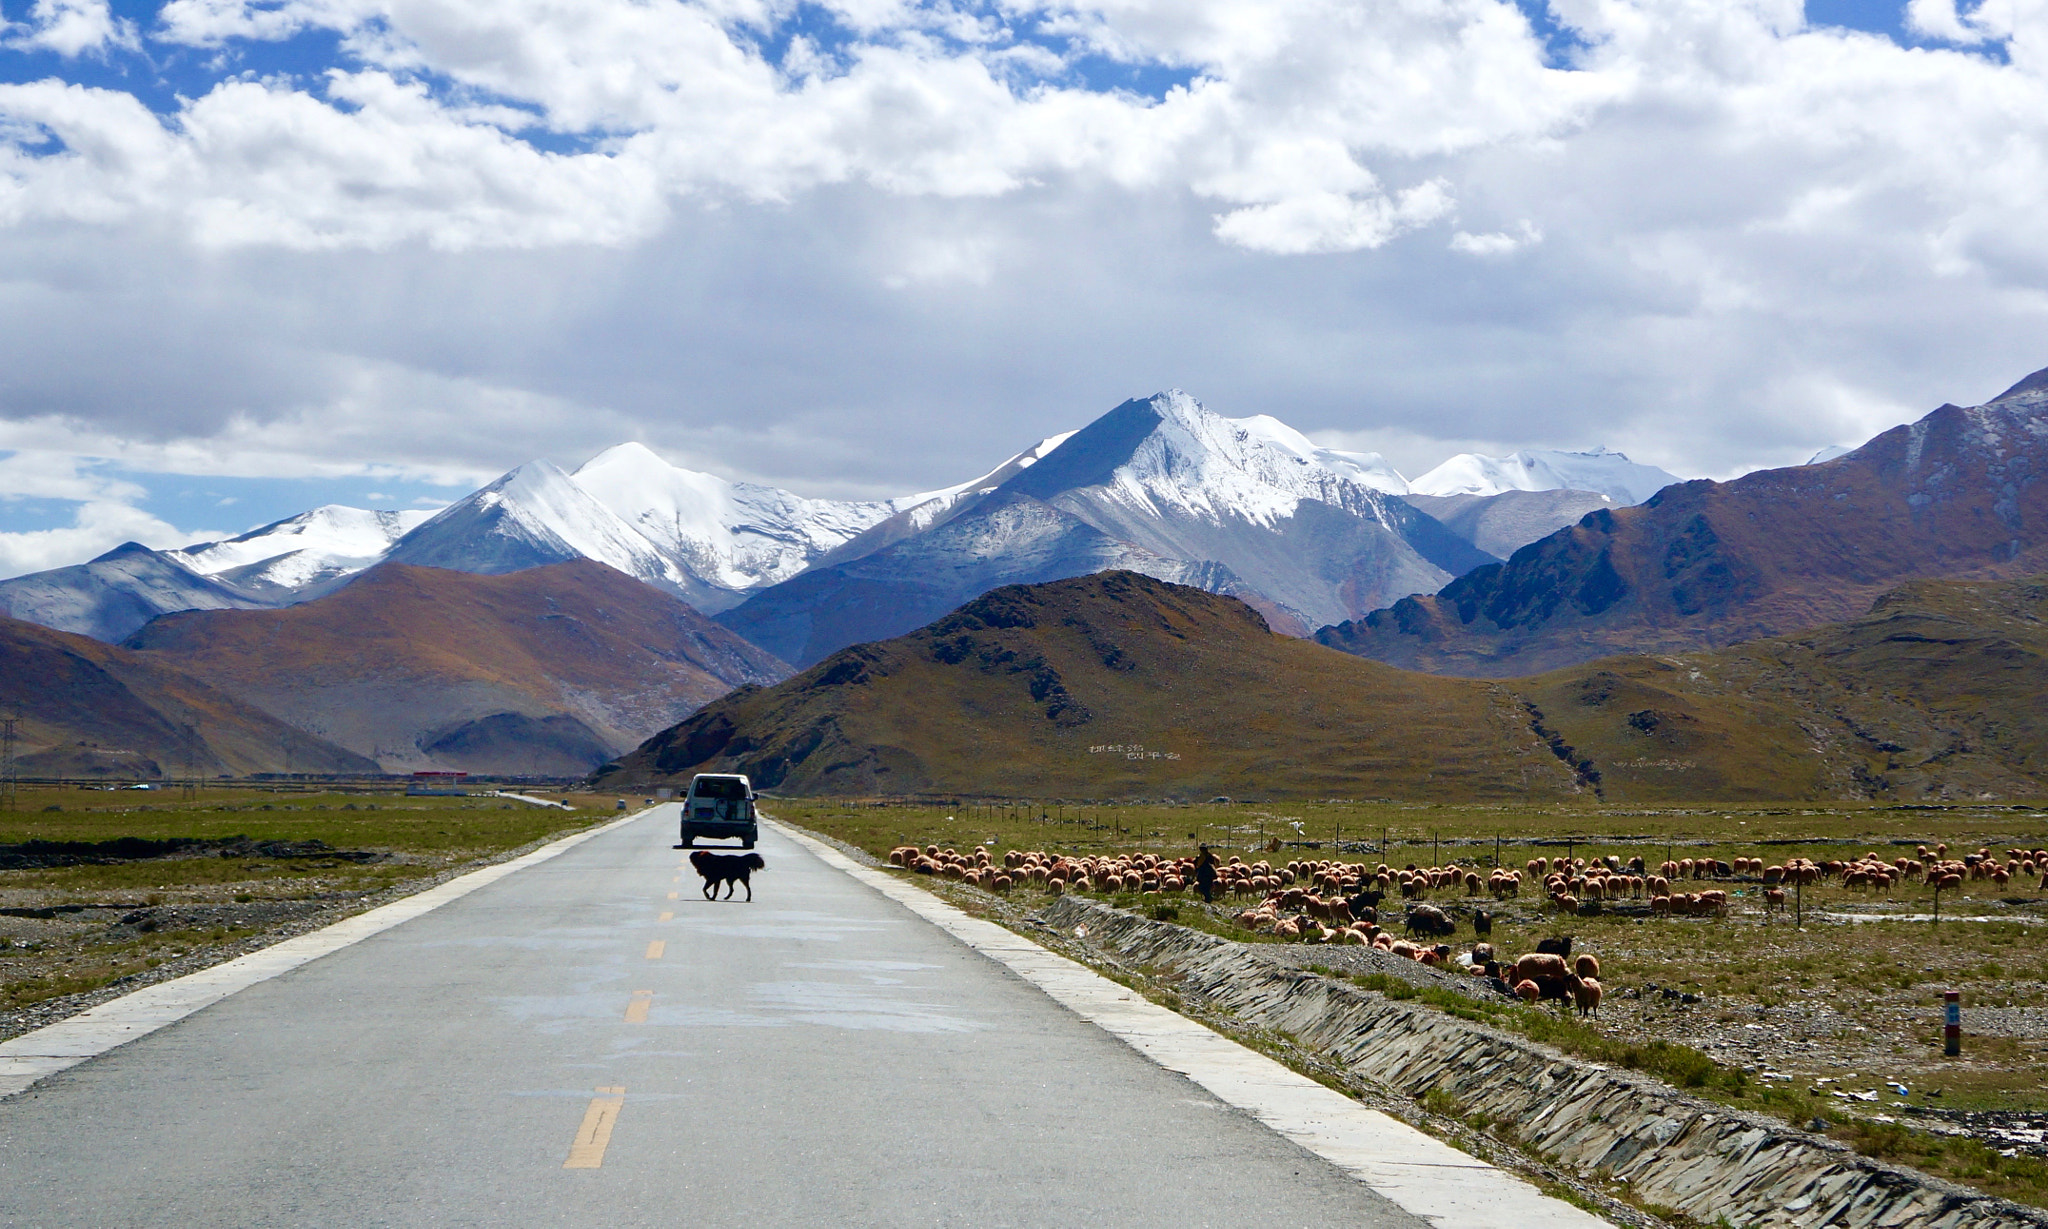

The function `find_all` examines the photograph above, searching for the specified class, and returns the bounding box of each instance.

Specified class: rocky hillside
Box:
[1317,366,2048,676]
[0,615,372,778]
[126,560,789,775]
[599,570,2048,803]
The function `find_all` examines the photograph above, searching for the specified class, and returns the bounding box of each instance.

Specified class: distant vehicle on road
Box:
[677,773,758,849]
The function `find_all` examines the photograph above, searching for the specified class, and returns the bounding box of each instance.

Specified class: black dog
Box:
[690,850,766,902]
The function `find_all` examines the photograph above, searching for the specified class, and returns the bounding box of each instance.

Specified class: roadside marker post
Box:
[1944,990,1962,1056]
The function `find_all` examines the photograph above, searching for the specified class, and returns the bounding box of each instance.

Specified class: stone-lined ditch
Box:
[1038,894,2048,1229]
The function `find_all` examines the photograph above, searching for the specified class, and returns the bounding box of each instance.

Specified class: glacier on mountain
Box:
[817,431,1078,567]
[1410,446,1679,505]
[381,460,693,593]
[569,442,901,609]
[169,505,435,597]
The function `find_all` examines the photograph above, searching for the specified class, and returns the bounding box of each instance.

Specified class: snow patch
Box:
[170,505,433,592]
[1410,447,1680,505]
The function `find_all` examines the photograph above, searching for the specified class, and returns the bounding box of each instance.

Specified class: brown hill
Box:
[596,572,1590,799]
[1316,367,2048,676]
[125,560,789,775]
[1518,574,2048,803]
[594,571,2048,803]
[0,615,372,778]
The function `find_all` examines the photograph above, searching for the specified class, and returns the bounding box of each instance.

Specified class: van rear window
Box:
[690,777,749,800]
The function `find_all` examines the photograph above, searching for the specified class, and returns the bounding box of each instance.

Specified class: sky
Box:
[0,0,2042,576]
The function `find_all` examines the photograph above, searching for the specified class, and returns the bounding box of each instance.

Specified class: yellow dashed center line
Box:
[644,940,666,959]
[564,1086,626,1169]
[624,991,652,1023]
[657,911,673,922]
[666,891,678,900]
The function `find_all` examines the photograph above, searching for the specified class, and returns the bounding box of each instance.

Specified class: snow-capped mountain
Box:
[0,395,1705,655]
[382,460,692,592]
[718,391,1498,666]
[1410,446,1679,505]
[168,505,436,598]
[817,430,1077,567]
[0,542,269,642]
[1320,362,2048,676]
[716,492,1251,668]
[567,443,900,612]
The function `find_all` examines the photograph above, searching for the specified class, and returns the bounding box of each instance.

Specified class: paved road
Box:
[0,808,1433,1228]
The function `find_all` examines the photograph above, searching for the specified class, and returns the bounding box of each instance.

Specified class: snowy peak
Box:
[384,459,687,591]
[0,541,268,642]
[170,504,434,596]
[895,430,1077,515]
[1004,390,1409,527]
[1409,446,1678,505]
[568,442,897,603]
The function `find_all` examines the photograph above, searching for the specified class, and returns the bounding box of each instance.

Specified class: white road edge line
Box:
[773,820,1613,1229]
[0,805,663,1100]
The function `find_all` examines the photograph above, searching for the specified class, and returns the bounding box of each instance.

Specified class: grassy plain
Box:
[0,783,612,1022]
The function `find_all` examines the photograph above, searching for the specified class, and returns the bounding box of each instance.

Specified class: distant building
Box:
[407,770,469,797]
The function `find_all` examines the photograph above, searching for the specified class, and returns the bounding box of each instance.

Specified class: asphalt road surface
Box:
[0,807,1438,1228]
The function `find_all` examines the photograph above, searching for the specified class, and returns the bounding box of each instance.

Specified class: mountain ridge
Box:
[715,391,1501,666]
[0,613,374,778]
[0,542,271,642]
[597,569,2048,802]
[124,559,790,774]
[1315,369,2048,676]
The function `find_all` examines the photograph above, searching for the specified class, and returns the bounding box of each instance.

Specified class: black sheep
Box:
[1404,903,1455,938]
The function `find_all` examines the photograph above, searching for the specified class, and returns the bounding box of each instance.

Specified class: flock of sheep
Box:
[882,839,2048,1018]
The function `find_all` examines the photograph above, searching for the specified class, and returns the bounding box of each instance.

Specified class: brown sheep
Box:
[1512,952,1569,985]
[1570,975,1603,1017]
[1573,953,1600,979]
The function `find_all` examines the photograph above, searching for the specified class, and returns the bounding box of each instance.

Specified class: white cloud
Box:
[0,0,2042,555]
[1451,220,1542,256]
[6,0,137,57]
[1213,180,1456,255]
[1903,0,2023,44]
[0,499,215,578]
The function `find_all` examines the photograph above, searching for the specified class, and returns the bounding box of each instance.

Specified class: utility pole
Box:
[182,723,197,802]
[1,707,16,812]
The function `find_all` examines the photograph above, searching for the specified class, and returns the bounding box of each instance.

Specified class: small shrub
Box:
[1420,1087,1462,1117]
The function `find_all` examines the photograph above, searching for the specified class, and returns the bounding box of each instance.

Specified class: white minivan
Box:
[677,773,758,848]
